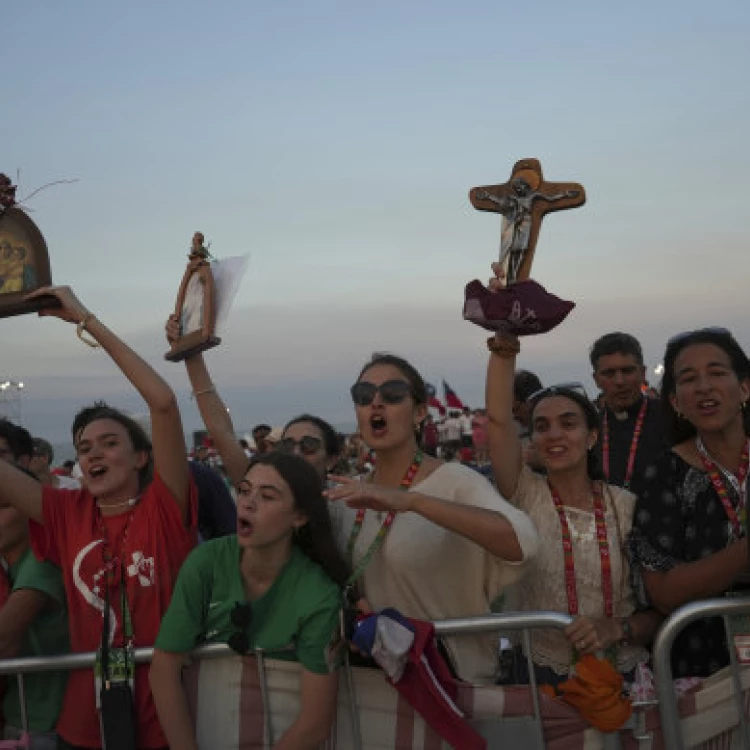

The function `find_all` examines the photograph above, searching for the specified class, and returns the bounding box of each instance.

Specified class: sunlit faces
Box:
[593,353,646,412]
[75,418,149,501]
[530,396,597,474]
[0,503,28,561]
[670,343,750,434]
[235,464,306,549]
[354,364,426,451]
[280,422,330,480]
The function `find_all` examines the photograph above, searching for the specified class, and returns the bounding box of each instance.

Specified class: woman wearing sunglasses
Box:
[628,328,750,678]
[150,451,348,750]
[484,267,658,686]
[324,352,539,684]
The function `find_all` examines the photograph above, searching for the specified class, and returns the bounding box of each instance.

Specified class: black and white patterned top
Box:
[628,450,747,678]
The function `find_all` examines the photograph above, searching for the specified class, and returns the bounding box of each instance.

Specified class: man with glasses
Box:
[590,332,667,499]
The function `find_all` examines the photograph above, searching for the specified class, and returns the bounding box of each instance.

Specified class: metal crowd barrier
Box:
[653,596,750,750]
[0,611,573,749]
[9,605,750,749]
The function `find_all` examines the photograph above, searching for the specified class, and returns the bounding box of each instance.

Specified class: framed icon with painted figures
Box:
[165,232,221,362]
[0,206,55,318]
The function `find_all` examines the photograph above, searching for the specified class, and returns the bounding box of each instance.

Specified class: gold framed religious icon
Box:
[164,232,221,362]
[0,174,56,318]
[463,158,586,336]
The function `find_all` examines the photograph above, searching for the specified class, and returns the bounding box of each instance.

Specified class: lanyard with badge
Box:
[327,452,423,670]
[697,436,750,664]
[94,509,138,749]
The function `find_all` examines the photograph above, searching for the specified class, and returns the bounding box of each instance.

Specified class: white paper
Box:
[211,255,250,335]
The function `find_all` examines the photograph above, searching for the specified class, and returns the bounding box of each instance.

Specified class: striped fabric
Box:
[183,655,750,749]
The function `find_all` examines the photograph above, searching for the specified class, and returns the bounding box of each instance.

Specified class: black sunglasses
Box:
[277,436,323,456]
[667,327,731,347]
[227,601,253,655]
[350,380,413,407]
[528,382,589,403]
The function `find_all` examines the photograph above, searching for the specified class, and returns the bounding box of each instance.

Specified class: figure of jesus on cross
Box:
[470,159,584,285]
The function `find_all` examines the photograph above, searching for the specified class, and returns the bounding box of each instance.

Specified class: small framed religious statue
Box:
[164,232,221,362]
[0,173,56,318]
[463,158,585,336]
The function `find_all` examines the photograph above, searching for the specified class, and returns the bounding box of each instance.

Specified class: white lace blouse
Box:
[510,467,649,676]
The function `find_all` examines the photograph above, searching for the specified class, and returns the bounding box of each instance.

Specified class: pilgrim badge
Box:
[165,232,221,362]
[0,174,56,318]
[463,158,585,335]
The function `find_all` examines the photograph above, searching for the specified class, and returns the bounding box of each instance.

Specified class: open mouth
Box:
[697,399,720,414]
[237,518,254,538]
[370,414,387,436]
[88,465,108,479]
[546,446,568,457]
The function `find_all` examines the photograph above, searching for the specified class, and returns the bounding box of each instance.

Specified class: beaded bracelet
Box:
[487,334,520,358]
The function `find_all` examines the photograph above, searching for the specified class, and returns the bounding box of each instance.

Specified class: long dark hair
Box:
[245,452,351,588]
[661,329,750,446]
[71,402,153,489]
[529,388,603,480]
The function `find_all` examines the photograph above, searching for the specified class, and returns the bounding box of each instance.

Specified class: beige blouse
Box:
[330,462,539,684]
[509,467,649,676]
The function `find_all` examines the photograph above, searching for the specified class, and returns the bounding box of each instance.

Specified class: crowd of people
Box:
[0,275,746,749]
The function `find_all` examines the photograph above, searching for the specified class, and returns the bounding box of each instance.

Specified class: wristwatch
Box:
[618,617,634,645]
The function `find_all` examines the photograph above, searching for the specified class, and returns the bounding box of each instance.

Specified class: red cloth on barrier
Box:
[386,618,487,750]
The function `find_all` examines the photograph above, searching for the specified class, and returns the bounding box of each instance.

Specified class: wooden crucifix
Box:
[469,158,585,284]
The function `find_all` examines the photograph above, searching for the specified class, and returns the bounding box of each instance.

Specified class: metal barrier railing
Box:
[653,596,750,750]
[0,611,573,750]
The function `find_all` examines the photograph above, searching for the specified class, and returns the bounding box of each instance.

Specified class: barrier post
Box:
[653,597,750,750]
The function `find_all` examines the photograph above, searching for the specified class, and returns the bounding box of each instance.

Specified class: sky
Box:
[3,1,750,450]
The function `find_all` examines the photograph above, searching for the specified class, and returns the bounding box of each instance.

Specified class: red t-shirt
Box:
[30,472,197,748]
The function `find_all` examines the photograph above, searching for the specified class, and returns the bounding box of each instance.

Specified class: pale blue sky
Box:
[3,1,749,447]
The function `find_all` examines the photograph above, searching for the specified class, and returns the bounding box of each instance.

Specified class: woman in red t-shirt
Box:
[0,286,196,749]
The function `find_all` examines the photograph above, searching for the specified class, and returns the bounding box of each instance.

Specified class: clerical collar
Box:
[608,397,646,422]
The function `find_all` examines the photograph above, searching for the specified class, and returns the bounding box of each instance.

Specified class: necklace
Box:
[96,497,139,511]
[548,480,614,619]
[602,398,648,490]
[696,436,749,537]
[345,451,423,587]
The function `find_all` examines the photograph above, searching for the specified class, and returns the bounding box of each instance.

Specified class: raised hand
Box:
[165,314,180,345]
[25,285,89,324]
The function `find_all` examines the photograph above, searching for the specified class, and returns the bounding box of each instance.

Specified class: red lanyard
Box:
[602,398,648,490]
[96,506,137,585]
[696,437,749,537]
[345,451,423,586]
[549,481,614,618]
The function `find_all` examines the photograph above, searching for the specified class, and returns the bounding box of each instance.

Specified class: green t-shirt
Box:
[4,547,70,732]
[156,537,341,674]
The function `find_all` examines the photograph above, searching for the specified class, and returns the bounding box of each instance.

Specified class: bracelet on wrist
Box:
[618,617,634,645]
[487,334,520,358]
[76,313,101,348]
[191,386,216,400]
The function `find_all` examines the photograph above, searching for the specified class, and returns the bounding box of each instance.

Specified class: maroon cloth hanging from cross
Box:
[463,278,575,336]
